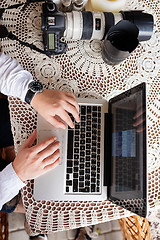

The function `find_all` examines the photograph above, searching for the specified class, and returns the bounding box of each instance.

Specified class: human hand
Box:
[31,89,80,129]
[12,130,60,182]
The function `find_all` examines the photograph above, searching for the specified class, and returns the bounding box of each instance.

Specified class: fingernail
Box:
[77,118,80,123]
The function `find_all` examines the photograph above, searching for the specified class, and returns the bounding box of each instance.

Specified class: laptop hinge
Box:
[104,113,112,187]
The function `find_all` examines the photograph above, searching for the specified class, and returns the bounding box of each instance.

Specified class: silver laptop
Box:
[34,83,147,217]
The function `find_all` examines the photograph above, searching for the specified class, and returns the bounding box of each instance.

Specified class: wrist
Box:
[25,81,44,105]
[30,91,43,109]
[12,162,26,183]
[30,89,47,110]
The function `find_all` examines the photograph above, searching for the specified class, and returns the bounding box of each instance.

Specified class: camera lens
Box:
[47,2,55,11]
[72,0,88,10]
[102,35,131,65]
[65,11,116,40]
[61,0,72,7]
[102,20,139,65]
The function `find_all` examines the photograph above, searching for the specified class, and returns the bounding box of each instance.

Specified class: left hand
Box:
[31,89,80,129]
[12,130,60,182]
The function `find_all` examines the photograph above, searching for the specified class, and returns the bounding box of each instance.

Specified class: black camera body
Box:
[42,1,67,55]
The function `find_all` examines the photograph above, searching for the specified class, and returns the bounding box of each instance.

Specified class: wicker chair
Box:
[0,212,8,240]
[118,215,153,240]
[0,147,8,240]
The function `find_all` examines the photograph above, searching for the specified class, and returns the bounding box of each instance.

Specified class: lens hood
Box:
[102,20,139,65]
[120,10,154,41]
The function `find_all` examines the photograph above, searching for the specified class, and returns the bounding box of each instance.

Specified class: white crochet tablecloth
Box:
[1,0,160,236]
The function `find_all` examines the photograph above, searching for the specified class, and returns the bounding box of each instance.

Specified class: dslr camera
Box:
[41,0,154,64]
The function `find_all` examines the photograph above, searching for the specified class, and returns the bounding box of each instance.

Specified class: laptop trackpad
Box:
[37,115,67,165]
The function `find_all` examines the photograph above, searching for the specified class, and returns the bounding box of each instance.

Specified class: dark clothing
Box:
[0,98,17,213]
[0,98,14,147]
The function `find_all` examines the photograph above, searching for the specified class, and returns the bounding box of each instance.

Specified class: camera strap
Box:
[0,25,50,57]
[0,0,50,57]
[0,0,44,17]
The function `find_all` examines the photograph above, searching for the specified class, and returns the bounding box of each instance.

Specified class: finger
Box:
[133,116,146,127]
[136,125,146,133]
[58,109,74,128]
[21,130,37,149]
[63,101,80,123]
[31,136,57,154]
[133,109,146,119]
[65,91,77,100]
[42,149,60,167]
[38,141,60,161]
[47,116,66,129]
[44,157,60,171]
[65,92,80,113]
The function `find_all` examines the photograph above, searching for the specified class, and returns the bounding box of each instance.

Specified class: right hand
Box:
[31,89,80,129]
[12,130,60,182]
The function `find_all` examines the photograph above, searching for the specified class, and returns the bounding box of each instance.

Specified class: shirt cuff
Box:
[0,163,26,211]
[3,163,26,194]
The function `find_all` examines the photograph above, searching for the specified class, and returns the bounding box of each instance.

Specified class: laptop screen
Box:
[108,83,147,217]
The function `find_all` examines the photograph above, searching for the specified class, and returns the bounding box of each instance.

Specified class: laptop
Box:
[34,82,147,217]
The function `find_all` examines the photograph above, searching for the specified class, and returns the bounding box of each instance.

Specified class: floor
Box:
[8,213,123,240]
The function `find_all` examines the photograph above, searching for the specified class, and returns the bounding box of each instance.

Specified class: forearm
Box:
[0,163,25,211]
[0,52,33,101]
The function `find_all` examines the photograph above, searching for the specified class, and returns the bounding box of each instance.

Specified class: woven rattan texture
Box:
[0,213,8,240]
[118,215,152,240]
[0,0,160,235]
[0,148,8,240]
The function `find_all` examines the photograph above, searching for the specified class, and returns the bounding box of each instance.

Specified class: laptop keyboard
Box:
[66,105,102,194]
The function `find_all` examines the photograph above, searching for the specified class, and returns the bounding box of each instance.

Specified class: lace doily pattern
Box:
[1,0,160,235]
[23,181,134,235]
[147,206,160,240]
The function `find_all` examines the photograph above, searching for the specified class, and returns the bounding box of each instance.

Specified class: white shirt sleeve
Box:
[0,163,25,211]
[0,52,33,101]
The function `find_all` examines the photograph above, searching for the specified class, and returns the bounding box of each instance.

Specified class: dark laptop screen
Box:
[108,83,147,217]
